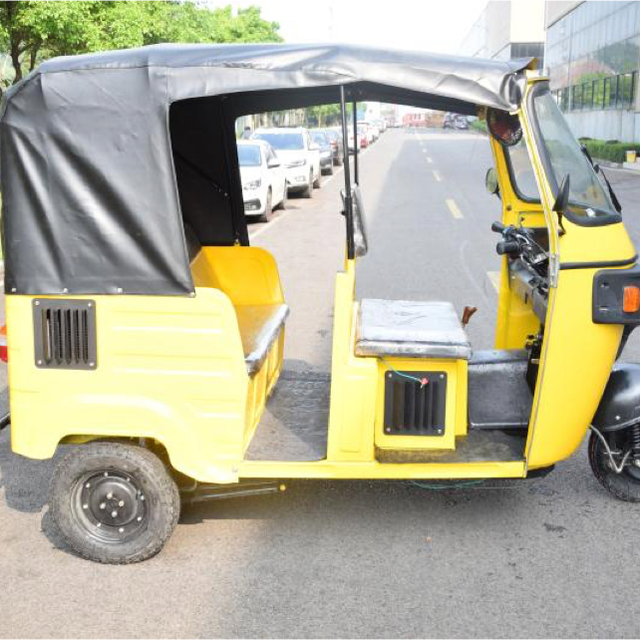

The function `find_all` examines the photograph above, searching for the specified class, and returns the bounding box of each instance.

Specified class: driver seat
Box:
[354,298,472,360]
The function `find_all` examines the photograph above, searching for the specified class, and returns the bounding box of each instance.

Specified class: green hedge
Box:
[470,119,487,134]
[580,138,640,164]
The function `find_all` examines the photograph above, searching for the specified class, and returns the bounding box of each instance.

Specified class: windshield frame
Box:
[504,135,541,205]
[527,81,622,227]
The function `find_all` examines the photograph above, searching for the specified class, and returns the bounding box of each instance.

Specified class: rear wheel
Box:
[277,183,288,210]
[50,442,180,563]
[588,428,640,502]
[259,188,273,222]
[302,170,313,198]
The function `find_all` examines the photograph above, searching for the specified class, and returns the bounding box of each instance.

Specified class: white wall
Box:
[564,110,640,142]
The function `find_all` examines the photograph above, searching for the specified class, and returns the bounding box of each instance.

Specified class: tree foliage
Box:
[0,1,282,94]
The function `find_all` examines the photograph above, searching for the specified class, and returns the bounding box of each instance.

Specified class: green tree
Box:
[0,1,281,96]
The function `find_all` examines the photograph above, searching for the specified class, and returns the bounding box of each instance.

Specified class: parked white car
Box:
[252,127,321,198]
[237,139,287,222]
[357,120,378,144]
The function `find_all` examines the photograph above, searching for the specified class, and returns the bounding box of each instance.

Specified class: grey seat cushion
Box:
[355,299,472,360]
[236,304,290,376]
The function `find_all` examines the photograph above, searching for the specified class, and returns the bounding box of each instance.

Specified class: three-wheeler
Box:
[2,43,640,564]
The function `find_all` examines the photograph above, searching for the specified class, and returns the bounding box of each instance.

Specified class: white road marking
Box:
[487,271,501,292]
[426,157,433,163]
[445,198,463,219]
[433,170,443,182]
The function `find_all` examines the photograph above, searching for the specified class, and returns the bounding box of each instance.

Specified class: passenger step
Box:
[376,429,526,463]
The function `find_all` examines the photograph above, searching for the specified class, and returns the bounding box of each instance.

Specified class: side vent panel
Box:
[384,370,447,436]
[33,299,97,370]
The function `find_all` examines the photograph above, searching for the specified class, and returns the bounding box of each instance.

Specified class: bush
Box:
[470,119,487,134]
[582,139,640,164]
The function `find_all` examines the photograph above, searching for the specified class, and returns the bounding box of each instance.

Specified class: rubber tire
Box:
[302,170,313,198]
[323,164,334,176]
[50,442,181,564]
[259,188,273,222]
[277,184,288,210]
[588,431,640,502]
[334,155,343,167]
[313,169,321,189]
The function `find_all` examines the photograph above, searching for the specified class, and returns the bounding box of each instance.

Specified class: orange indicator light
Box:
[623,286,640,313]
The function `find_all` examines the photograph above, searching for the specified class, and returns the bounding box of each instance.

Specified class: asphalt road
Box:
[1,129,640,638]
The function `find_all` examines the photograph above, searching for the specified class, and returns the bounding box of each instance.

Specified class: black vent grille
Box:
[383,370,446,436]
[33,299,96,369]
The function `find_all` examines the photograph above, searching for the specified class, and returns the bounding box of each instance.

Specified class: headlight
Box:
[286,159,306,168]
[243,179,261,191]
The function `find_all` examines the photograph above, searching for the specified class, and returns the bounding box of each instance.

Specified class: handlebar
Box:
[491,221,506,234]
[496,240,521,256]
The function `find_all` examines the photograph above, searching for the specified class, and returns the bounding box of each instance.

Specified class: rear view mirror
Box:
[553,174,570,235]
[309,143,319,151]
[485,168,500,196]
[553,174,570,213]
[267,159,281,168]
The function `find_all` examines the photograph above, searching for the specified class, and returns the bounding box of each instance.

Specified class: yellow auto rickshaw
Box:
[1,44,639,564]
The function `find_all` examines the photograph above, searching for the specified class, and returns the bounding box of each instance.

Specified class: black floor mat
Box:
[244,370,330,461]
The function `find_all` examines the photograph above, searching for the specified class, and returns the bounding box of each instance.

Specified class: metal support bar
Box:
[0,412,10,431]
[352,100,359,184]
[340,85,355,260]
[181,480,283,504]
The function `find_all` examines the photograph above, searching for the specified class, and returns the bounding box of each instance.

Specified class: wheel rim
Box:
[71,469,148,544]
[595,432,640,481]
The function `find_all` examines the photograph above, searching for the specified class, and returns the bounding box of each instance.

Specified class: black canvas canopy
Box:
[0,43,533,295]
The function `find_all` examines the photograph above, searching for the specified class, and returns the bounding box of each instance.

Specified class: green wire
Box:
[380,357,426,385]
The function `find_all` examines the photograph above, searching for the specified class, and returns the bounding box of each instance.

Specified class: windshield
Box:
[237,144,262,167]
[534,91,615,217]
[312,132,328,146]
[253,132,304,150]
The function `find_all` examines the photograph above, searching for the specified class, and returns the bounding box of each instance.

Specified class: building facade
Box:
[458,1,545,68]
[545,1,640,142]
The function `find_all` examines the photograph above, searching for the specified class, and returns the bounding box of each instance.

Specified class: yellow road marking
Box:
[446,198,462,218]
[487,271,501,292]
[433,170,443,182]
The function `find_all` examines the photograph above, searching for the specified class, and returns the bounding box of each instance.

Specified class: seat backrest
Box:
[340,185,368,258]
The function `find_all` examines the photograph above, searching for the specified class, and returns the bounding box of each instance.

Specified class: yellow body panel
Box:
[374,357,466,451]
[8,290,248,483]
[326,261,378,461]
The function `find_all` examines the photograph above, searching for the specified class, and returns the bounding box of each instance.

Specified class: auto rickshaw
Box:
[2,44,640,564]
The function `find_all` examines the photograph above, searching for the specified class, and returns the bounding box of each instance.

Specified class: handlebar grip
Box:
[496,240,520,256]
[491,221,506,234]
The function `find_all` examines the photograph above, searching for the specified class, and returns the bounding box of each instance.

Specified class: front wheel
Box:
[50,442,181,563]
[313,169,321,189]
[588,429,640,502]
